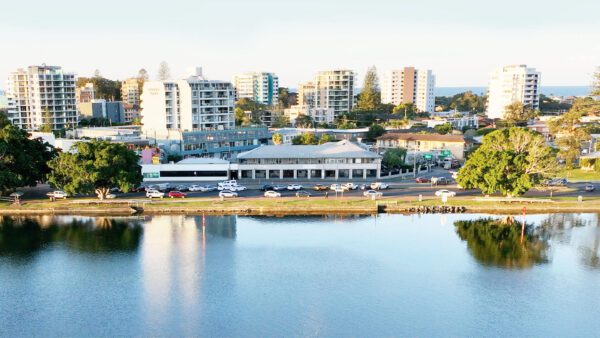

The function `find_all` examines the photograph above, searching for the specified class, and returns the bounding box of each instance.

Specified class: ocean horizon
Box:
[435,86,591,97]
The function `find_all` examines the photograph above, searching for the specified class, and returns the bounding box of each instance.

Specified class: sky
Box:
[1,0,599,88]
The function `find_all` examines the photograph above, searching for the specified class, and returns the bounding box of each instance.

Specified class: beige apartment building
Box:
[376,133,465,160]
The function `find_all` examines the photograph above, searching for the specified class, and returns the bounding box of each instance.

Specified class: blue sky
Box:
[1,0,599,87]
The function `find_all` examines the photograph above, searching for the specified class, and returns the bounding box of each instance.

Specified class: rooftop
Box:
[237,140,381,159]
[177,158,230,164]
[377,133,465,143]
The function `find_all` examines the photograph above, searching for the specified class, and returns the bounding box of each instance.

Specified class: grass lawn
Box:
[559,168,600,182]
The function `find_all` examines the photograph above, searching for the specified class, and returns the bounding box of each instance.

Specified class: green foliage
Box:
[434,123,453,135]
[457,128,556,196]
[79,117,111,127]
[291,133,318,145]
[592,67,600,97]
[272,133,283,145]
[234,107,250,126]
[47,140,142,199]
[392,102,415,117]
[278,87,291,108]
[294,114,314,128]
[167,154,183,163]
[435,91,486,113]
[476,127,496,136]
[318,133,335,144]
[366,124,385,141]
[77,75,122,101]
[548,108,591,169]
[382,148,407,169]
[357,66,381,111]
[539,94,572,112]
[0,121,56,193]
[39,109,54,132]
[503,101,537,124]
[271,114,289,128]
[454,218,548,268]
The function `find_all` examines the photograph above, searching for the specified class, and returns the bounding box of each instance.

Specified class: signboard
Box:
[423,153,433,160]
[441,150,452,157]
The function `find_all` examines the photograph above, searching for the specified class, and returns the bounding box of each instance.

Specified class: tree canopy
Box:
[366,124,385,141]
[77,74,122,101]
[503,101,537,124]
[434,123,453,135]
[456,128,556,196]
[357,66,381,111]
[0,119,56,194]
[382,148,407,169]
[548,109,590,168]
[294,115,314,128]
[47,140,142,199]
[272,133,283,145]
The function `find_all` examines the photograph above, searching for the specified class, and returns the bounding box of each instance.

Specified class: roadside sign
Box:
[441,150,452,157]
[424,154,433,160]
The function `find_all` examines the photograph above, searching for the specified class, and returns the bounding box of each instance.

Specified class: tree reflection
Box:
[454,217,548,269]
[0,216,143,256]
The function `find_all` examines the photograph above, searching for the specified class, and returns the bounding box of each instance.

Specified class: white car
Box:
[272,185,287,191]
[264,190,281,198]
[146,190,165,198]
[218,184,236,191]
[219,190,238,198]
[47,190,68,199]
[105,193,117,199]
[435,189,456,197]
[342,183,358,190]
[287,184,302,190]
[363,190,383,198]
[188,185,202,192]
[330,184,343,191]
[234,185,247,191]
[370,182,390,190]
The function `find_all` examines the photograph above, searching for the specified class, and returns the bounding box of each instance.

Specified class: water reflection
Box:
[0,216,143,256]
[454,217,548,269]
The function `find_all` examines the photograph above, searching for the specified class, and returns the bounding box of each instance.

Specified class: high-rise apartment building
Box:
[141,67,235,134]
[121,78,141,107]
[381,67,435,113]
[6,65,77,130]
[486,65,541,119]
[298,70,354,117]
[233,72,279,105]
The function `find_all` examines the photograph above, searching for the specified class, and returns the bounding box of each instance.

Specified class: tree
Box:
[291,133,318,145]
[456,128,557,196]
[0,120,56,194]
[382,148,407,169]
[318,133,335,144]
[39,109,54,132]
[278,87,291,108]
[447,91,486,113]
[392,102,416,119]
[94,69,102,78]
[434,123,453,135]
[234,107,250,126]
[47,141,142,200]
[271,114,289,128]
[272,133,283,145]
[294,114,313,128]
[366,124,385,141]
[548,108,590,168]
[158,61,170,81]
[503,101,537,125]
[137,68,149,81]
[592,67,600,96]
[357,66,381,111]
[77,76,121,101]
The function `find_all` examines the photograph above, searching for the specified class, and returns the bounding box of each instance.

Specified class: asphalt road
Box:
[17,168,600,201]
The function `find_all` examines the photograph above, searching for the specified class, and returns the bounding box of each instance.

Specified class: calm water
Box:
[1,213,599,337]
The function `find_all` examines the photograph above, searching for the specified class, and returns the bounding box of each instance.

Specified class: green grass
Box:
[559,168,600,182]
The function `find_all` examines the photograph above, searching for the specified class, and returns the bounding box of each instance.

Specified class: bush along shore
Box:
[2,196,600,216]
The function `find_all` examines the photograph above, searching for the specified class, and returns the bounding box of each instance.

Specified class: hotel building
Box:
[486,65,541,119]
[233,72,279,105]
[381,67,435,113]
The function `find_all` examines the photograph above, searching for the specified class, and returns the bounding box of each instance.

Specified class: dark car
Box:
[168,191,186,198]
[175,185,189,192]
[314,184,329,191]
[415,177,431,183]
[296,190,312,198]
[260,184,274,191]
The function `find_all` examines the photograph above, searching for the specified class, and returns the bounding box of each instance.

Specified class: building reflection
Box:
[454,217,549,269]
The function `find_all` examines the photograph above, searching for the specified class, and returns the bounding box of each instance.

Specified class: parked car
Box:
[359,184,368,190]
[146,190,165,198]
[585,184,595,192]
[273,185,287,191]
[47,191,68,199]
[105,193,117,199]
[175,185,189,192]
[296,190,312,198]
[200,185,217,192]
[218,184,237,191]
[363,190,383,198]
[168,191,187,198]
[234,185,247,191]
[435,189,456,197]
[188,185,202,192]
[313,184,329,191]
[264,190,282,198]
[219,190,238,198]
[260,184,275,191]
[287,184,303,190]
[415,177,431,183]
[342,182,358,190]
[433,177,450,185]
[370,182,390,190]
[330,184,343,191]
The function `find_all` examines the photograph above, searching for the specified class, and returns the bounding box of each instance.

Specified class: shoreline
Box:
[2,196,600,216]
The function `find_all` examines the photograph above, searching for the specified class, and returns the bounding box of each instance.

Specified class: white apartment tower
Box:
[486,65,541,119]
[6,65,77,131]
[233,72,279,105]
[300,70,354,117]
[141,67,235,134]
[121,78,141,107]
[381,67,435,113]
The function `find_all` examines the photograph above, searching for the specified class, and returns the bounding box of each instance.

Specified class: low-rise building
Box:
[424,115,479,130]
[376,133,466,160]
[142,158,230,182]
[284,105,334,125]
[78,100,126,123]
[234,140,381,180]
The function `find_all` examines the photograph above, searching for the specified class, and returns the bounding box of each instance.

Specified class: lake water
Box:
[1,213,599,337]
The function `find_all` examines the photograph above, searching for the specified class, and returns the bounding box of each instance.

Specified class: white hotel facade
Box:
[233,72,279,105]
[486,64,541,119]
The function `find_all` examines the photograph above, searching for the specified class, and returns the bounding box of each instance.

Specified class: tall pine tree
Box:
[357,66,381,111]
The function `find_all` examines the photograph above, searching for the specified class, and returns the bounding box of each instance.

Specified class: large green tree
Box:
[434,123,453,135]
[456,128,556,196]
[294,114,314,128]
[357,66,380,111]
[503,101,537,125]
[77,75,122,101]
[382,148,407,169]
[47,141,142,199]
[449,91,486,112]
[0,118,56,194]
[366,124,385,141]
[548,109,590,168]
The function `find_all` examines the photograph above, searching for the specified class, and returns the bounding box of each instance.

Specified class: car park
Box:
[287,184,303,190]
[585,184,595,192]
[313,184,329,191]
[330,184,343,191]
[342,183,358,190]
[363,190,383,198]
[415,177,431,183]
[146,190,165,198]
[168,191,186,198]
[370,182,390,190]
[296,190,312,198]
[200,185,217,192]
[273,185,287,191]
[175,185,189,192]
[264,190,281,198]
[188,185,202,192]
[435,189,456,197]
[219,190,238,198]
